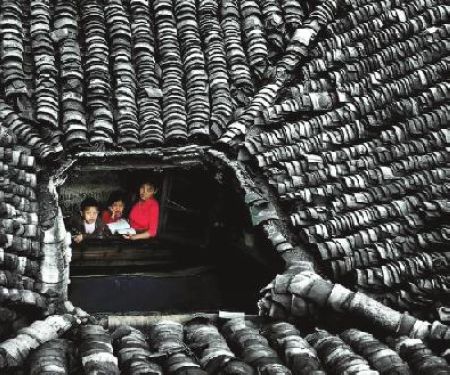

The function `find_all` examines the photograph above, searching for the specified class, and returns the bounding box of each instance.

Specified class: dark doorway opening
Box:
[59,162,283,314]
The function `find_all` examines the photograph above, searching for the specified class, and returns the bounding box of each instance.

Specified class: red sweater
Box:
[129,198,159,237]
[102,210,122,224]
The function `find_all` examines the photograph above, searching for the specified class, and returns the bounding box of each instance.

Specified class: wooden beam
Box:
[72,162,182,171]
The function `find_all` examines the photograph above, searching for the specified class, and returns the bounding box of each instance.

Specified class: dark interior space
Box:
[59,162,283,314]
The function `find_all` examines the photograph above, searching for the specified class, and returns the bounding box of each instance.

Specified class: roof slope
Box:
[0,0,448,372]
[1,0,339,151]
[0,0,445,312]
[1,313,449,374]
[240,1,450,316]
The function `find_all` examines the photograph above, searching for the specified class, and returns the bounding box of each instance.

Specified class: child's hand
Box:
[73,234,83,243]
[111,210,121,220]
[123,234,134,240]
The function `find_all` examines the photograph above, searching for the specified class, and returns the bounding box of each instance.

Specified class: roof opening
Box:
[58,160,283,314]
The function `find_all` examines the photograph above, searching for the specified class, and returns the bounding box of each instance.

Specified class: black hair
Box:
[80,197,99,212]
[107,190,126,207]
[139,181,157,193]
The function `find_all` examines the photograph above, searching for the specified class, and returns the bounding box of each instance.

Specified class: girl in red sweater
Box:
[102,190,126,224]
[123,182,159,240]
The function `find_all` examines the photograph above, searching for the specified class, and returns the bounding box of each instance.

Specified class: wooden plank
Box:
[158,173,172,236]
[70,259,174,268]
[72,247,176,260]
[70,238,208,271]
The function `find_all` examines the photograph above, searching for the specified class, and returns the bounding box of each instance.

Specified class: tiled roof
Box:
[238,1,450,315]
[0,0,448,372]
[0,0,340,153]
[0,133,47,311]
[1,313,449,374]
[259,263,450,341]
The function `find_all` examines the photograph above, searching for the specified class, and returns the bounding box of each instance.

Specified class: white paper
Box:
[117,228,136,235]
[107,219,136,235]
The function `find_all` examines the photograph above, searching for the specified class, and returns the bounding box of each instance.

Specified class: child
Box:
[102,190,126,224]
[71,197,106,244]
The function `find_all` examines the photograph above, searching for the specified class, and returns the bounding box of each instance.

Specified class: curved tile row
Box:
[2,314,449,374]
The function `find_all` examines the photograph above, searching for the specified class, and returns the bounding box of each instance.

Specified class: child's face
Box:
[111,200,124,215]
[139,184,155,201]
[82,206,98,224]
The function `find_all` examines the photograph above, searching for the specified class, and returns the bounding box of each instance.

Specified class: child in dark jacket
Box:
[71,197,106,243]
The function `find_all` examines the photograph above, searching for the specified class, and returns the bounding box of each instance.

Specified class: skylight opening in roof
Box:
[56,163,281,314]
